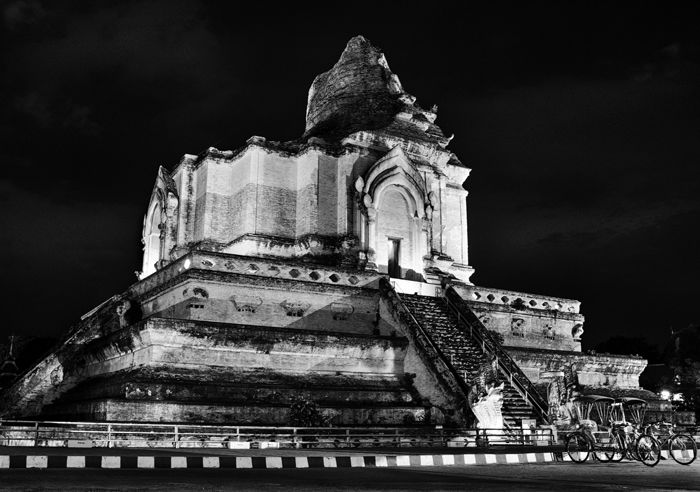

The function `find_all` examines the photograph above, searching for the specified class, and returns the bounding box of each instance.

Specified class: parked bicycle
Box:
[565,395,661,466]
[564,395,623,463]
[606,398,661,466]
[642,421,697,466]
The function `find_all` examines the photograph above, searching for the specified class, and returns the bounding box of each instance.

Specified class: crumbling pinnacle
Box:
[304,35,406,139]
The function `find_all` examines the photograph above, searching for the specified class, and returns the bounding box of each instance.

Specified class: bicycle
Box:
[644,421,697,466]
[602,420,660,466]
[565,422,623,464]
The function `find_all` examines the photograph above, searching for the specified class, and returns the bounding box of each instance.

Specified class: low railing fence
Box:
[0,420,555,449]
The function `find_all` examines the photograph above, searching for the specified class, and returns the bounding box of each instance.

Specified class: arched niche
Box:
[139,167,179,279]
[376,186,417,278]
[358,146,429,279]
[141,200,163,278]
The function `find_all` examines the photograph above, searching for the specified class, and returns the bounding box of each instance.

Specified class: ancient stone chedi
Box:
[1,36,649,427]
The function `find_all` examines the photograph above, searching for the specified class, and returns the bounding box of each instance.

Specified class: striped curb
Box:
[0,452,556,469]
[560,450,695,462]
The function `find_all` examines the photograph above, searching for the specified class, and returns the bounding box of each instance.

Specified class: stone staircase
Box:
[398,293,539,428]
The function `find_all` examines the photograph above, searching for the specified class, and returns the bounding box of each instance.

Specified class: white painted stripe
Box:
[66,456,85,468]
[442,454,455,466]
[420,455,434,466]
[102,456,120,469]
[171,456,187,468]
[138,457,154,468]
[464,454,476,465]
[543,453,553,462]
[505,454,520,464]
[266,457,283,469]
[350,456,365,468]
[27,456,47,469]
[202,457,219,468]
[662,450,670,459]
[295,456,309,468]
[0,456,9,468]
[372,456,386,467]
[323,456,337,468]
[396,455,411,467]
[484,454,497,464]
[236,457,253,469]
[526,453,538,463]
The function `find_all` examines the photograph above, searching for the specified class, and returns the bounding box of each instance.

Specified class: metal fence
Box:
[0,420,556,449]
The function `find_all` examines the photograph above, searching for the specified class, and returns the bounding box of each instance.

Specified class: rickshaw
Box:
[565,395,622,463]
[608,397,661,466]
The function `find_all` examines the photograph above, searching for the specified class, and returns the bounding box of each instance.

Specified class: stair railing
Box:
[378,278,471,410]
[443,287,550,424]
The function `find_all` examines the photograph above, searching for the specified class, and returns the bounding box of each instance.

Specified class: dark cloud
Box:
[2,0,44,30]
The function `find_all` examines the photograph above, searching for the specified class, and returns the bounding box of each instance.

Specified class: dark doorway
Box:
[388,238,401,278]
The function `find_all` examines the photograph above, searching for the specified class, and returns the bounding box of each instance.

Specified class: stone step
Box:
[399,294,541,426]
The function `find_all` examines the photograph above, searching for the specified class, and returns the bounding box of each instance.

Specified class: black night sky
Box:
[1,2,698,353]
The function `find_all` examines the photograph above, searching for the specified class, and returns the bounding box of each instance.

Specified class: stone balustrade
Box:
[456,285,581,314]
[131,251,380,300]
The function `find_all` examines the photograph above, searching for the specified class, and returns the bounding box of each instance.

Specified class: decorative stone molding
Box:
[542,324,555,341]
[281,301,311,317]
[192,287,209,299]
[230,296,263,313]
[134,252,379,295]
[330,302,354,320]
[511,318,525,338]
[454,284,581,315]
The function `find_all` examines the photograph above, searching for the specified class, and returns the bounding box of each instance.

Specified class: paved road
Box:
[1,460,698,491]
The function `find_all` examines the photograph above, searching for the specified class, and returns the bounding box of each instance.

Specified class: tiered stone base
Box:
[37,318,427,425]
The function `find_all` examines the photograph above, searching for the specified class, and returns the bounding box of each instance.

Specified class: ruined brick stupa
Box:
[0,36,652,427]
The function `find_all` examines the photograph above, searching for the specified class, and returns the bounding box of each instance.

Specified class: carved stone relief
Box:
[511,318,525,338]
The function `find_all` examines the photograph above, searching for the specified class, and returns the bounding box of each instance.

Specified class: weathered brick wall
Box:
[443,185,468,265]
[470,303,582,352]
[304,36,402,139]
[507,348,647,389]
[255,185,297,237]
[173,158,197,246]
[36,319,429,425]
[145,275,385,336]
[317,153,339,235]
[229,183,255,239]
[50,399,424,425]
[451,284,584,352]
[193,161,208,241]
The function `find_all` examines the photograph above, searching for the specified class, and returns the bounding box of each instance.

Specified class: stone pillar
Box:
[366,208,377,271]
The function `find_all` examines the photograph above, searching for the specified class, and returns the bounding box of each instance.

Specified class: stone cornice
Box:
[506,346,647,365]
[466,300,584,323]
[170,137,360,175]
[130,251,383,302]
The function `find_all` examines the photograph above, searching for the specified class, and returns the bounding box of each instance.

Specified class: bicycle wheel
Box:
[566,432,591,463]
[627,435,641,461]
[597,432,624,462]
[609,432,626,462]
[636,435,661,467]
[669,434,697,465]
